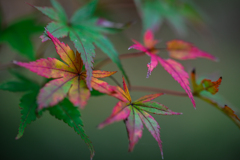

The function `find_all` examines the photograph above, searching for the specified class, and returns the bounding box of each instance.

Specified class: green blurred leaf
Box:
[0,70,39,92]
[0,16,44,60]
[134,0,205,35]
[34,0,130,86]
[16,90,40,139]
[47,98,95,159]
[0,81,36,92]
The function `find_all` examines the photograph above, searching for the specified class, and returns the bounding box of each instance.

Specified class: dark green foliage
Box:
[0,16,44,60]
[47,98,95,158]
[0,70,39,92]
[35,0,130,87]
[16,90,40,139]
[0,70,40,139]
[134,0,205,34]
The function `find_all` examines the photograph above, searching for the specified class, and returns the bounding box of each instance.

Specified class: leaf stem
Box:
[131,86,188,97]
[198,95,240,129]
[131,85,240,129]
[94,52,145,69]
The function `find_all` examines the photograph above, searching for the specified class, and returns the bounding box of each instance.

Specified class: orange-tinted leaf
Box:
[68,78,90,109]
[135,93,164,103]
[122,76,131,102]
[129,30,198,108]
[167,40,217,61]
[47,31,80,73]
[38,76,75,109]
[223,105,240,121]
[75,51,83,72]
[90,77,126,102]
[98,77,181,159]
[15,31,117,110]
[190,68,198,92]
[200,77,222,95]
[92,70,117,78]
[13,58,75,79]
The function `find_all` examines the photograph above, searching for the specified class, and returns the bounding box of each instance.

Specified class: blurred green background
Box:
[0,0,239,159]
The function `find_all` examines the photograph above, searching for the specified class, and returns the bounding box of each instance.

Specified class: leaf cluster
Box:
[0,0,239,160]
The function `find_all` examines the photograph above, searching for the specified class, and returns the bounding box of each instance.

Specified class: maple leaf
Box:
[134,0,206,34]
[190,69,240,128]
[14,31,117,110]
[0,70,41,139]
[16,90,40,139]
[0,70,39,92]
[190,69,222,95]
[47,98,95,159]
[98,77,181,159]
[129,30,216,108]
[29,0,129,89]
[222,105,240,122]
[167,40,218,61]
[0,70,95,158]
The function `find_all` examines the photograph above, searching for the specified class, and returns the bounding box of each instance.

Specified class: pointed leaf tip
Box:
[167,40,217,61]
[157,57,196,108]
[192,68,195,74]
[223,105,240,121]
[200,77,222,95]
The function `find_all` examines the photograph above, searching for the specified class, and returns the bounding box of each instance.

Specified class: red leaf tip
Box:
[192,68,196,74]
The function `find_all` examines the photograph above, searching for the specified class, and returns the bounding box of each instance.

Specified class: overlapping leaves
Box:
[0,69,95,159]
[129,30,217,108]
[30,0,129,89]
[98,77,181,159]
[191,69,240,128]
[14,31,118,110]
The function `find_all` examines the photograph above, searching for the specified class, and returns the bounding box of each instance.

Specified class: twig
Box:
[94,52,145,69]
[131,86,188,96]
[198,95,240,129]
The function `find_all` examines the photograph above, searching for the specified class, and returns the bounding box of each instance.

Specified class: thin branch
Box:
[131,85,240,129]
[131,86,188,97]
[198,95,240,129]
[94,52,145,69]
[108,76,121,87]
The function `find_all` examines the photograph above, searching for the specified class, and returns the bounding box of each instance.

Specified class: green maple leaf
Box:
[30,0,130,89]
[16,89,41,139]
[134,0,205,35]
[0,70,40,139]
[47,98,95,159]
[0,70,94,158]
[0,16,44,60]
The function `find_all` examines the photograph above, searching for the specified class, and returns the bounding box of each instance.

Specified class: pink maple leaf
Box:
[98,77,182,159]
[129,30,217,108]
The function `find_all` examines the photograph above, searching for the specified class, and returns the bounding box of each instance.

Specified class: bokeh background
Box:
[0,0,240,160]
